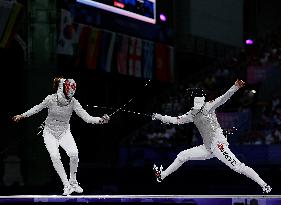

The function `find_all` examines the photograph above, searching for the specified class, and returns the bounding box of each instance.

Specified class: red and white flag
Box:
[128,37,142,77]
[116,34,129,75]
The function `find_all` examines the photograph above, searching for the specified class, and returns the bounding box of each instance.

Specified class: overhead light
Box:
[159,13,167,22]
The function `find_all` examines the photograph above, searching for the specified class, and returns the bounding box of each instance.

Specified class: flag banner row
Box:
[57,9,174,82]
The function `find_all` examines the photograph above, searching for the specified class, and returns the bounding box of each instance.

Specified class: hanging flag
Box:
[155,43,174,82]
[75,25,91,68]
[57,9,82,56]
[98,31,116,72]
[128,37,142,77]
[85,27,101,69]
[71,23,83,55]
[116,34,129,75]
[142,40,154,79]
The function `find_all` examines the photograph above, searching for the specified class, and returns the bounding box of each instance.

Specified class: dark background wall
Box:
[0,0,281,197]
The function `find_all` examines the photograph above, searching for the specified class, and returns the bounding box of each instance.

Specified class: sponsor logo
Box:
[217,143,237,166]
[114,1,125,8]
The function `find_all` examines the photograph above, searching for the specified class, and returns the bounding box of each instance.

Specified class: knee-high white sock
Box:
[69,156,79,182]
[241,166,266,187]
[51,157,69,186]
[162,158,184,180]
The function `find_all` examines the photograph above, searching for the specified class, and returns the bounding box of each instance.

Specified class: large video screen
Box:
[76,0,156,24]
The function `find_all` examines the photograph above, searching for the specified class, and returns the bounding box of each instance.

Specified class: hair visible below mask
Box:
[64,79,76,99]
[53,77,64,91]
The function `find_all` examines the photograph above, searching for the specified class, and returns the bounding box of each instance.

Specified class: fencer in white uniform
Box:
[152,79,271,193]
[13,78,110,195]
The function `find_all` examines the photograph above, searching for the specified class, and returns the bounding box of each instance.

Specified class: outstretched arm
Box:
[73,99,109,124]
[152,111,193,125]
[13,95,51,122]
[208,79,245,112]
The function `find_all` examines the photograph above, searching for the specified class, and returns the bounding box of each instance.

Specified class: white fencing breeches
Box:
[162,145,213,179]
[162,138,266,187]
[211,141,266,187]
[43,128,79,186]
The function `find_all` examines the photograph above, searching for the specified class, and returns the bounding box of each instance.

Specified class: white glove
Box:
[152,113,162,121]
[99,114,110,124]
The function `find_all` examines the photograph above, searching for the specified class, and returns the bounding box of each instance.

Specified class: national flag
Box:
[155,43,174,82]
[116,34,129,75]
[57,9,78,55]
[85,27,101,69]
[71,23,83,54]
[128,37,142,77]
[142,40,154,79]
[98,31,116,72]
[75,25,91,68]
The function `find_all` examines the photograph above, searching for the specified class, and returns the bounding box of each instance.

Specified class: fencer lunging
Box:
[152,79,271,193]
[12,77,110,195]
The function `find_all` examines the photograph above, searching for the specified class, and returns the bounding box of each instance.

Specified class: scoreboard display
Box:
[77,0,156,24]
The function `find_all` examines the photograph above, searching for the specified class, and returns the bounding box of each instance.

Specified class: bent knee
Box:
[177,150,189,163]
[69,153,79,163]
[68,151,78,158]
